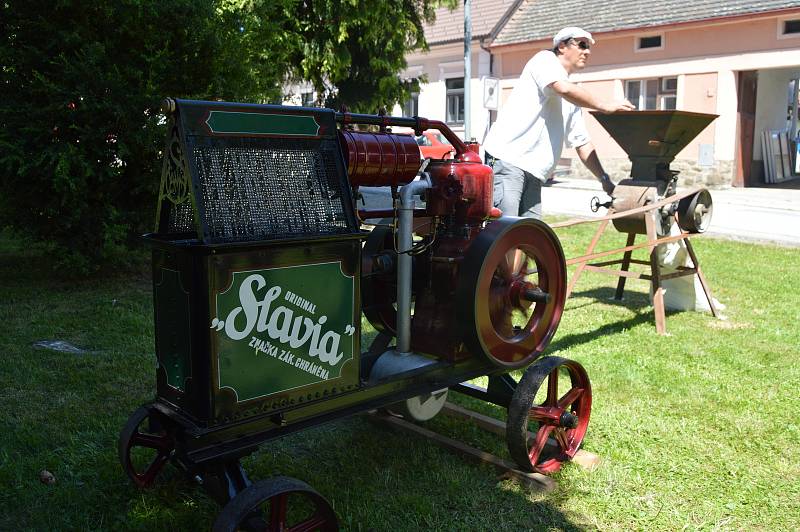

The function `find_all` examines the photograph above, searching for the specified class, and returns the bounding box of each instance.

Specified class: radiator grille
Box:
[187,137,355,242]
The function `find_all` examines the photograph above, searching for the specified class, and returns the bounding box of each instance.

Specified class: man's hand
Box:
[597,100,636,114]
[599,173,615,195]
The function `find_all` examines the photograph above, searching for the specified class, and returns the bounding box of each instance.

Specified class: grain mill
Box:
[564,110,720,333]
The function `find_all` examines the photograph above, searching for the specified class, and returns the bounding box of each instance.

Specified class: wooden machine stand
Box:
[554,188,719,335]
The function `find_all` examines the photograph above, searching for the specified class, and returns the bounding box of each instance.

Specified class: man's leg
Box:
[519,172,543,219]
[492,159,526,217]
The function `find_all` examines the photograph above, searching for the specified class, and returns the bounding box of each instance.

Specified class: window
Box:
[402,93,419,117]
[636,34,664,51]
[638,35,662,49]
[625,77,677,110]
[784,19,800,35]
[446,78,464,124]
[301,91,314,107]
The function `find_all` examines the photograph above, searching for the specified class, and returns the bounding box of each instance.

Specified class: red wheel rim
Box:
[507,357,592,474]
[527,360,591,474]
[213,476,338,532]
[119,407,174,488]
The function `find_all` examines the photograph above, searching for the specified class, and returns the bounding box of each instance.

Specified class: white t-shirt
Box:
[482,50,589,181]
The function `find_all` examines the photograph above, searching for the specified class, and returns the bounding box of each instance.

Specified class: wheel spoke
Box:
[510,249,525,276]
[133,452,171,487]
[528,424,554,465]
[545,369,559,406]
[528,405,560,424]
[131,431,171,452]
[489,284,514,337]
[497,252,514,282]
[270,493,289,530]
[557,387,584,410]
[289,512,329,532]
[553,428,570,452]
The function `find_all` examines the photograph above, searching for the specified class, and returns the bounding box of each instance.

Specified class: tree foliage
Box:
[0,0,440,272]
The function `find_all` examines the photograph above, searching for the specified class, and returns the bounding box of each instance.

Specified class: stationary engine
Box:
[347,115,566,371]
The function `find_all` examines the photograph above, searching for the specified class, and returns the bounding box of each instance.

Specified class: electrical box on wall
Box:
[698,144,714,167]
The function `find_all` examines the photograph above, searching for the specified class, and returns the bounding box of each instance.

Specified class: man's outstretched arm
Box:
[551,80,635,114]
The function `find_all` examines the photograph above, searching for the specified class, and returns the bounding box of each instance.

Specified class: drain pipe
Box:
[396,173,432,354]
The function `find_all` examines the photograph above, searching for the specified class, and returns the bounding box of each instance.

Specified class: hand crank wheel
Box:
[456,217,566,369]
[506,356,592,474]
[212,476,339,532]
[118,405,175,488]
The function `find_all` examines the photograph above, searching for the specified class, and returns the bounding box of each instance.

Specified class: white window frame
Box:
[445,77,465,125]
[402,93,419,118]
[634,33,665,53]
[625,77,678,110]
[778,16,800,39]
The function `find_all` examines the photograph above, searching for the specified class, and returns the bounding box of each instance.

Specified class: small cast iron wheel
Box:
[506,356,592,474]
[212,476,339,532]
[118,406,175,488]
[456,217,567,369]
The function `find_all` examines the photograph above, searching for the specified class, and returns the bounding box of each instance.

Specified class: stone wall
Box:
[566,158,735,187]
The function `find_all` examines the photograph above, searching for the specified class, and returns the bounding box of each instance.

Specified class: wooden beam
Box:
[440,403,600,472]
[368,411,556,491]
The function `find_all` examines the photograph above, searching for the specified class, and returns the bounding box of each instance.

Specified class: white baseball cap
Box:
[552,27,595,47]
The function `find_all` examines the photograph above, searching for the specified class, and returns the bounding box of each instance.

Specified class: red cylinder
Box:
[426,160,494,222]
[339,130,421,187]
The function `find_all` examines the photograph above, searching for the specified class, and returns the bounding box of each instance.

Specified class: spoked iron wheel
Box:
[456,217,567,369]
[212,476,339,532]
[506,356,592,474]
[118,405,175,488]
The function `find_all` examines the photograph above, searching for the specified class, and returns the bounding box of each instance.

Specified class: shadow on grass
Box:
[303,417,589,532]
[552,286,658,351]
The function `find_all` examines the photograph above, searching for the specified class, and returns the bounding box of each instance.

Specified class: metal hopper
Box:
[591,110,717,179]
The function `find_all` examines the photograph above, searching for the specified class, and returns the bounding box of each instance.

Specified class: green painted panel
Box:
[205,111,320,137]
[214,262,355,402]
[154,269,191,391]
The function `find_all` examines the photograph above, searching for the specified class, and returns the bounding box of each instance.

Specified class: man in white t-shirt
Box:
[483,27,635,219]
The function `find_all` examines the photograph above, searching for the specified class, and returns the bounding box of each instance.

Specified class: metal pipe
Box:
[396,174,432,354]
[357,208,428,220]
[464,0,472,141]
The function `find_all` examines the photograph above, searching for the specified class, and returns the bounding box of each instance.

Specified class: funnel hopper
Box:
[590,110,717,179]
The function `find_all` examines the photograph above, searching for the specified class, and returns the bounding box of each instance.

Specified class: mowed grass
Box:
[0,222,798,531]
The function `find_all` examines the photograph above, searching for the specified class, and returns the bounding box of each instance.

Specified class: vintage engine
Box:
[120,99,585,530]
[348,115,566,374]
[590,111,717,236]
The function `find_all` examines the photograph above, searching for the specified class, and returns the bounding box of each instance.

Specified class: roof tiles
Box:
[493,0,800,46]
[424,0,518,45]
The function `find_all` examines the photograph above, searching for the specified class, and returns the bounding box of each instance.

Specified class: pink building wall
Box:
[490,10,800,184]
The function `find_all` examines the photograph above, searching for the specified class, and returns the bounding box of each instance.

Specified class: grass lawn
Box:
[1,222,798,531]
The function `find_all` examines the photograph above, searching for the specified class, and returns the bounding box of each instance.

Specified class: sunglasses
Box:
[570,39,591,50]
